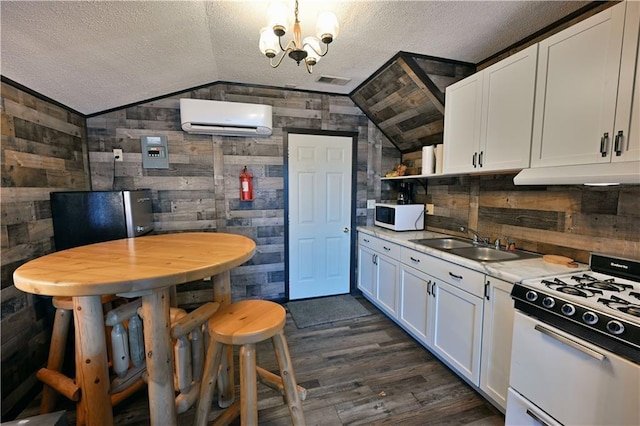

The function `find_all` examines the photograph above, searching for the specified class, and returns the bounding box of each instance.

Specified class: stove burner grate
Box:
[598,295,640,318]
[543,278,603,298]
[570,274,633,292]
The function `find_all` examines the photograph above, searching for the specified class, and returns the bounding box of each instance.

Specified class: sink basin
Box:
[449,246,523,262]
[409,237,475,250]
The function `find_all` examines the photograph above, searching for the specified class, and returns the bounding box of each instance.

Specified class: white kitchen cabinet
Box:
[357,233,400,318]
[443,45,537,174]
[356,240,376,300]
[480,276,515,410]
[430,278,484,386]
[375,251,400,317]
[399,263,433,345]
[443,73,483,174]
[531,1,640,167]
[612,1,640,164]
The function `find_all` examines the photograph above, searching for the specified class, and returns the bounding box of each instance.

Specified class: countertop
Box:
[357,226,589,283]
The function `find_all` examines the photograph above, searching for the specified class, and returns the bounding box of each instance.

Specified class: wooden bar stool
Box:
[195,300,306,426]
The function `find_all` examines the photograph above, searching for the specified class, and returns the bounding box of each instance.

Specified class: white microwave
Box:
[374,203,425,231]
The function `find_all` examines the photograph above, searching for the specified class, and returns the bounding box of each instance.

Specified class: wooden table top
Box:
[13,232,256,297]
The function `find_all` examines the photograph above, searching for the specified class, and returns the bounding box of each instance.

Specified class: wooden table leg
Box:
[213,272,234,408]
[73,296,113,426]
[140,288,177,426]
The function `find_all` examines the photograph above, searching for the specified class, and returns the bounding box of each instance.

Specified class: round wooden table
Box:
[13,232,256,426]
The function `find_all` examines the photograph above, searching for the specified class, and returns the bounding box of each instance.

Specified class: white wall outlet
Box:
[113,148,123,162]
[425,203,435,215]
[367,199,376,209]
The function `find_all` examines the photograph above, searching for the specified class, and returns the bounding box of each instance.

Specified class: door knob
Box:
[343,227,350,233]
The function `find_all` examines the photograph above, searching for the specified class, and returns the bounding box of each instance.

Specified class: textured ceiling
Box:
[1,1,590,115]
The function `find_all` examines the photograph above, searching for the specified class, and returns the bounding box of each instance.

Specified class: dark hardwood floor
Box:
[17,296,504,425]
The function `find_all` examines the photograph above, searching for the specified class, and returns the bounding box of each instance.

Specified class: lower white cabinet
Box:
[375,252,400,317]
[358,232,515,411]
[431,278,484,386]
[400,245,484,386]
[357,233,400,318]
[399,264,433,344]
[480,276,515,410]
[357,243,376,300]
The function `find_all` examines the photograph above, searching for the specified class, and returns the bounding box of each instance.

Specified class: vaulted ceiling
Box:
[1,1,591,117]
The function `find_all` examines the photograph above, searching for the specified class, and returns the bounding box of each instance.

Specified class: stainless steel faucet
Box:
[460,227,489,245]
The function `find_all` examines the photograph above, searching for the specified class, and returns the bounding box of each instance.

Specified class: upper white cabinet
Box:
[443,73,483,174]
[443,45,538,174]
[531,1,640,167]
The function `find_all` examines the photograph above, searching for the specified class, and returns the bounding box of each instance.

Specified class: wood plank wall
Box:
[86,83,400,307]
[0,82,90,416]
[401,173,640,264]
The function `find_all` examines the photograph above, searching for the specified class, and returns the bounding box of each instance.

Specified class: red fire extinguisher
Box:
[240,166,254,201]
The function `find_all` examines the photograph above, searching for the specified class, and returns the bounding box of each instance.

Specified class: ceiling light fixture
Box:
[259,0,339,73]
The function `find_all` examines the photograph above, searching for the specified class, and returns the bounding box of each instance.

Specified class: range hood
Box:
[513,162,640,185]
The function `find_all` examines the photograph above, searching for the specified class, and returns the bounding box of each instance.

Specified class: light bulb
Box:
[259,27,279,58]
[316,11,339,44]
[268,1,290,36]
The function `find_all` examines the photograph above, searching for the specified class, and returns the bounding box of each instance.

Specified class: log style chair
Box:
[37,295,220,423]
[195,300,306,426]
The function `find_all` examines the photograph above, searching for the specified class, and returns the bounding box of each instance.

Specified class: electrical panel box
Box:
[141,136,169,169]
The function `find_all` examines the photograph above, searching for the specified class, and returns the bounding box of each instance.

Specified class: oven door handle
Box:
[526,409,550,426]
[534,324,606,361]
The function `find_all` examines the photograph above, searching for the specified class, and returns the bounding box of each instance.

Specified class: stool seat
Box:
[195,299,306,426]
[208,300,286,345]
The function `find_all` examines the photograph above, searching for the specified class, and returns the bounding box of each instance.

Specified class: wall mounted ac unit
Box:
[179,98,273,136]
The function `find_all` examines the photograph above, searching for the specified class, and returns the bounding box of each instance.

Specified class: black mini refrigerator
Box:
[50,189,154,250]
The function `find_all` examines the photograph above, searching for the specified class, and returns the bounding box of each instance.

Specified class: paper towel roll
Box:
[435,144,444,174]
[422,145,435,175]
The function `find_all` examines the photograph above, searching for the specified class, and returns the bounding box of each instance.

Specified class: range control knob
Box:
[525,291,538,302]
[136,226,145,232]
[606,320,625,335]
[542,297,555,308]
[561,304,576,316]
[582,311,599,325]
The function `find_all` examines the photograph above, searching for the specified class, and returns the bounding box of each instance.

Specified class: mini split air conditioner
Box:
[179,98,273,136]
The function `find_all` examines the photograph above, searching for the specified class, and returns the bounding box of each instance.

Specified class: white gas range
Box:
[507,253,640,426]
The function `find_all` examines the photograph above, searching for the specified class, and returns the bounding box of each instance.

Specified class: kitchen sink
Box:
[409,237,475,250]
[409,237,540,262]
[448,246,521,262]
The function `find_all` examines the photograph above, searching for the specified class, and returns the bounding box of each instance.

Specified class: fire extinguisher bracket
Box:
[240,166,254,201]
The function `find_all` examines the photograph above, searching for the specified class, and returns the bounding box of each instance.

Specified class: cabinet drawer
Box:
[402,247,484,297]
[358,233,401,261]
[432,260,484,298]
[401,247,438,270]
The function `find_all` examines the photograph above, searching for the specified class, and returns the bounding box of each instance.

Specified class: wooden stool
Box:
[195,300,306,426]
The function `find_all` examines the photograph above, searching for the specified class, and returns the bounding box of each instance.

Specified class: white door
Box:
[288,133,353,300]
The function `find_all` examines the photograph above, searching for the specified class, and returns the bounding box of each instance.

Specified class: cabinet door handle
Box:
[478,151,484,167]
[432,282,436,298]
[427,280,431,296]
[600,132,609,157]
[484,282,490,300]
[410,256,420,263]
[614,130,623,156]
[472,152,477,167]
[526,409,550,426]
[534,324,606,361]
[448,272,463,280]
[372,254,377,265]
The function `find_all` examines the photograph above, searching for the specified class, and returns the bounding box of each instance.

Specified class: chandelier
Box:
[258,0,339,73]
